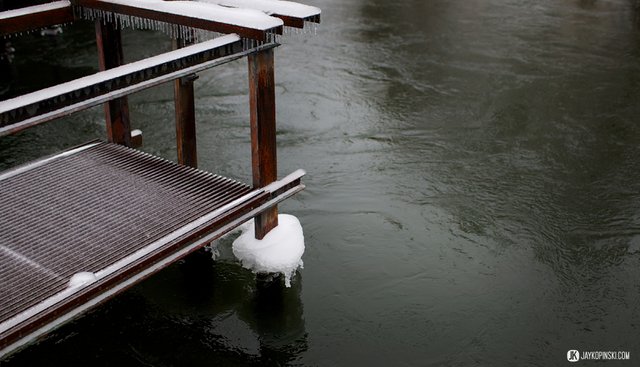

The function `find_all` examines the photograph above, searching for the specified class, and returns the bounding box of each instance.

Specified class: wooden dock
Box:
[0,0,319,357]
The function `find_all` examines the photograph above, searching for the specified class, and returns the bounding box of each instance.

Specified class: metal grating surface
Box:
[0,142,252,325]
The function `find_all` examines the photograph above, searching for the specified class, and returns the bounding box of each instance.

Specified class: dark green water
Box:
[3,0,640,365]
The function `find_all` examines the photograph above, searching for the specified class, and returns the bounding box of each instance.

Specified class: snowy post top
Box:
[232,214,305,287]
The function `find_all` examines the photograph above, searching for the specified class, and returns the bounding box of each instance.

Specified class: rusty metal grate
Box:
[0,142,253,326]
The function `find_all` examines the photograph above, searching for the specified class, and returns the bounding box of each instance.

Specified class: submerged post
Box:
[173,37,198,168]
[248,48,278,240]
[95,20,131,146]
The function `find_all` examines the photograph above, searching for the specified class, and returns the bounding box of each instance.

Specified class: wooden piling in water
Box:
[249,48,278,239]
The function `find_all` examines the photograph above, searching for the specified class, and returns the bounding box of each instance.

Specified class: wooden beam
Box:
[197,0,321,28]
[95,19,131,146]
[173,37,198,168]
[248,47,278,239]
[0,1,74,37]
[76,0,283,41]
[0,36,261,137]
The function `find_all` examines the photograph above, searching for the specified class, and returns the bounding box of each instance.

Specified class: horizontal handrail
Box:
[262,168,306,196]
[0,35,279,137]
[75,0,283,41]
[0,1,74,37]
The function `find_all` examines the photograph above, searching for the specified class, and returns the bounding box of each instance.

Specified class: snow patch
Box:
[98,0,283,30]
[197,0,321,19]
[68,272,97,288]
[232,214,304,287]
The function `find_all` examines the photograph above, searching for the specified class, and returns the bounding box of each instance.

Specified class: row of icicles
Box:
[3,5,318,42]
[74,6,317,42]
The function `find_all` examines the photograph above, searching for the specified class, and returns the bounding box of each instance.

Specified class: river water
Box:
[2,0,640,366]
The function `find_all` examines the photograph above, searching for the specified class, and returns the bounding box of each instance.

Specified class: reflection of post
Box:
[248,48,278,239]
[173,36,198,168]
[95,20,131,146]
[254,273,307,364]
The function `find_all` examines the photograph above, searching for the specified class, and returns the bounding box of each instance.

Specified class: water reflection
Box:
[3,249,307,366]
[0,23,97,100]
[342,0,640,362]
[356,0,640,268]
[0,42,13,97]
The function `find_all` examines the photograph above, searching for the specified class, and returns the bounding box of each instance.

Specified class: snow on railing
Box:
[75,0,284,41]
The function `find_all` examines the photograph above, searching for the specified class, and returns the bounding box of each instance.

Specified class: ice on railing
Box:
[232,214,305,287]
[78,6,212,41]
[92,0,283,30]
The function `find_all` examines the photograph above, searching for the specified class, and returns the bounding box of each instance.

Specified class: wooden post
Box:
[95,20,131,146]
[248,48,278,240]
[173,37,198,168]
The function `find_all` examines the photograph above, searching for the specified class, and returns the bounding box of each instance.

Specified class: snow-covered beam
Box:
[74,0,284,41]
[0,35,269,136]
[197,0,320,28]
[0,1,74,37]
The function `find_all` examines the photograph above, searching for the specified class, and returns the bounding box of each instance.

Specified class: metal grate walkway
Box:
[0,142,304,354]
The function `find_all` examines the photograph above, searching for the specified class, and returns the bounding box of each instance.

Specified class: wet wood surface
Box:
[249,48,278,239]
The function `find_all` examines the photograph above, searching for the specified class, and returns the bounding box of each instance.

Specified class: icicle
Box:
[303,21,319,36]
